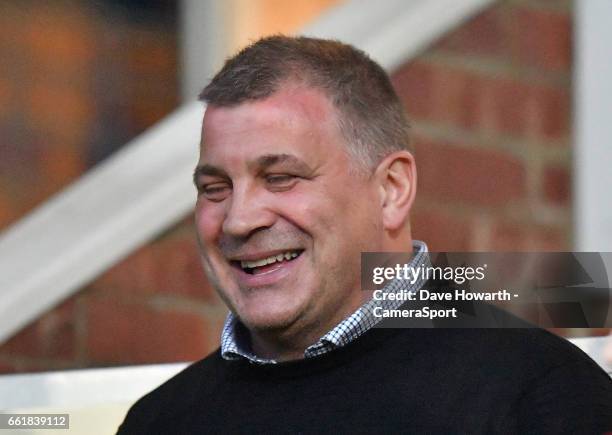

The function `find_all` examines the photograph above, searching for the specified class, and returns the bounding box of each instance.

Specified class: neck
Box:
[384,229,413,252]
[249,332,308,362]
[248,288,372,362]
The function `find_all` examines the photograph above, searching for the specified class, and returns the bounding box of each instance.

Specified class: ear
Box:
[374,151,417,232]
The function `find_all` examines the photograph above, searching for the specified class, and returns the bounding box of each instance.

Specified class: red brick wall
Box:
[0,0,575,373]
[395,0,573,251]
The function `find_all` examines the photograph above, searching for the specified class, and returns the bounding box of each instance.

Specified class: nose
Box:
[222,184,275,238]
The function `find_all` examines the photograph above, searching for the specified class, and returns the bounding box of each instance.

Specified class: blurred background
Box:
[0,0,609,380]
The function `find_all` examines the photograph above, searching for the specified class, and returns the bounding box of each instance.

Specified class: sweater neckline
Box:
[223,326,404,379]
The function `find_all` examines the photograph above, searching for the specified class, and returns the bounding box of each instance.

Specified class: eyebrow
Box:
[192,165,229,186]
[249,153,312,173]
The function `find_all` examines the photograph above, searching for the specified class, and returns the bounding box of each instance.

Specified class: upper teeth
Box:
[240,251,299,269]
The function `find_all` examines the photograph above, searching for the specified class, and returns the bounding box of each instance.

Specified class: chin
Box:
[238,303,303,333]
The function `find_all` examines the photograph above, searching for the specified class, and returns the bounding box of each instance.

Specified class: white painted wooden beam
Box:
[574,0,612,250]
[180,0,229,101]
[0,103,204,343]
[0,363,188,409]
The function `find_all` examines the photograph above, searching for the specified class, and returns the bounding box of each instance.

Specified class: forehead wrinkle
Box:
[199,83,350,176]
[269,84,338,130]
[203,83,340,142]
[209,84,336,139]
[201,105,297,156]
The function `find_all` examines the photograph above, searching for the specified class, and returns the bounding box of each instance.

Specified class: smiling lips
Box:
[234,250,302,275]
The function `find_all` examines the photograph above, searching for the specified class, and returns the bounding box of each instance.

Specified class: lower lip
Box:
[232,254,303,288]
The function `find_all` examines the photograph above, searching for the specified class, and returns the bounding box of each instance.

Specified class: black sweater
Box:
[118,327,612,434]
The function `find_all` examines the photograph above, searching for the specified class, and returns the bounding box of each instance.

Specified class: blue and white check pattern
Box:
[221,240,429,364]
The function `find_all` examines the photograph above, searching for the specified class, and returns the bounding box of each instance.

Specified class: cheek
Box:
[281,182,376,237]
[195,201,225,244]
[318,187,382,254]
[276,190,334,234]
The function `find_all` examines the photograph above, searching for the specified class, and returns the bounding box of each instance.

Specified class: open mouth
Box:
[232,250,303,275]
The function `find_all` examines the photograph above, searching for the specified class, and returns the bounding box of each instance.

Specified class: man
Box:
[119,36,612,433]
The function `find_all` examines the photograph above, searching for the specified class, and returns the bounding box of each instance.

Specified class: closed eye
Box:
[265,174,299,191]
[266,174,295,184]
[199,183,231,201]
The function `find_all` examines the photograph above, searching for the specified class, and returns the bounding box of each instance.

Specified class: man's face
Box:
[194,85,383,340]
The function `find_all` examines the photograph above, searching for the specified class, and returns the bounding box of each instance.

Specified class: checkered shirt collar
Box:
[221,240,429,364]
